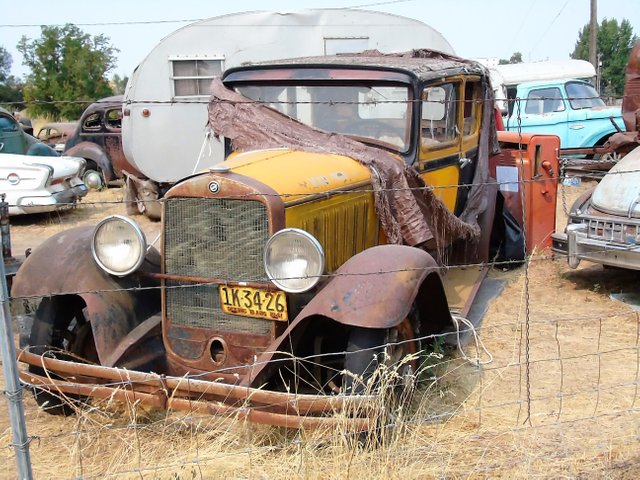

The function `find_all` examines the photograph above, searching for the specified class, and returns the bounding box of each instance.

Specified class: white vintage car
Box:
[0,153,88,215]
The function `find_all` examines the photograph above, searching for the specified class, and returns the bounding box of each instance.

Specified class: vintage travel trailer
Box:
[121,9,455,185]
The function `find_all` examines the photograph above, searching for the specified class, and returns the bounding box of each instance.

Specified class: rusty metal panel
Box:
[622,41,640,134]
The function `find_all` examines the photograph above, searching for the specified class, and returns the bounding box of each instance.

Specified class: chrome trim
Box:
[91,215,147,277]
[264,228,325,293]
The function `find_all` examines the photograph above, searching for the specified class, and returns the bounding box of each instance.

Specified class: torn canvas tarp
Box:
[207,52,498,252]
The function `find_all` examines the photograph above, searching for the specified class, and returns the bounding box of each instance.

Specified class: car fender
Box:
[11,225,161,367]
[64,142,115,181]
[246,244,453,386]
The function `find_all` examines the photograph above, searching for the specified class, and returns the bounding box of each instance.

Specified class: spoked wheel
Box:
[27,296,98,415]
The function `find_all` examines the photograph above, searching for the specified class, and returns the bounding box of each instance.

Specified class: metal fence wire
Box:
[1,95,640,478]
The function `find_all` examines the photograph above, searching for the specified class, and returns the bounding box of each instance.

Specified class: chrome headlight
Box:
[264,228,324,293]
[92,215,146,276]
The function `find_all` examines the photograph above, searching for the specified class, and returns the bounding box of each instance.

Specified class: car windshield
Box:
[236,84,411,151]
[565,81,606,109]
[0,115,20,133]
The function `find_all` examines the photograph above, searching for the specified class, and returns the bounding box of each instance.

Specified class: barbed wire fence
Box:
[1,92,640,478]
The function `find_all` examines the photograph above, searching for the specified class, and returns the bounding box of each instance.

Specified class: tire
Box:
[343,320,417,395]
[27,296,98,415]
[342,321,417,445]
[343,327,387,394]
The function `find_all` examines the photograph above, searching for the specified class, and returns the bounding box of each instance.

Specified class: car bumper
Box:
[8,184,89,215]
[552,223,640,270]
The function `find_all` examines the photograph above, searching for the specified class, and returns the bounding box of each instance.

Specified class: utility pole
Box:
[589,0,598,69]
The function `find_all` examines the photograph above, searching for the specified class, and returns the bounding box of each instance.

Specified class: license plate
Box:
[219,285,288,321]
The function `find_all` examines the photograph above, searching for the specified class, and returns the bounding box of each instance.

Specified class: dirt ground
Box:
[1,181,639,479]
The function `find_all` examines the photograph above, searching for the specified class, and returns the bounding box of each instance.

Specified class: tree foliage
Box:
[571,18,637,98]
[498,52,523,65]
[0,45,23,108]
[111,73,129,95]
[17,24,118,120]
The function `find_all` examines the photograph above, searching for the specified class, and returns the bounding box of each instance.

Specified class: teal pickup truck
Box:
[503,79,624,150]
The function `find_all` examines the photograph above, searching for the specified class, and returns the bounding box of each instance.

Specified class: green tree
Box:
[111,73,129,95]
[0,46,23,108]
[498,51,523,65]
[17,24,118,119]
[571,18,637,97]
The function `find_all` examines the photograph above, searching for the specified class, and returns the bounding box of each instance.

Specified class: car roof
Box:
[515,78,593,89]
[224,49,488,83]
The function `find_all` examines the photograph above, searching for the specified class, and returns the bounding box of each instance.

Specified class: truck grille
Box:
[587,218,640,245]
[163,197,271,333]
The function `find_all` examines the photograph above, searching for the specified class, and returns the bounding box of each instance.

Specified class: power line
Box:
[0,1,417,29]
[0,18,201,28]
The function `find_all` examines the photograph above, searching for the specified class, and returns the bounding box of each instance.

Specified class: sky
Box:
[1,0,638,79]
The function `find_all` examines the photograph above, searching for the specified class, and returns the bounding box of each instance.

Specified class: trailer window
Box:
[172,59,224,97]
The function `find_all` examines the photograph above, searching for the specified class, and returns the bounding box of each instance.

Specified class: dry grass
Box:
[1,181,640,478]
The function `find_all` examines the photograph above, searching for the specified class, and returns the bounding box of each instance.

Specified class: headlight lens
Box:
[92,215,146,276]
[264,228,324,293]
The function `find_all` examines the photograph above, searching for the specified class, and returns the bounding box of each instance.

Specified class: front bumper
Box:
[552,223,640,270]
[18,348,376,430]
[9,184,89,215]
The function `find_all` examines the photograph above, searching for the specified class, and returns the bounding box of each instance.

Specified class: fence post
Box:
[0,240,33,478]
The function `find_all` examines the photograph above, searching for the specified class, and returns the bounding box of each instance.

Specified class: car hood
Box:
[581,105,622,120]
[0,153,84,178]
[591,145,640,217]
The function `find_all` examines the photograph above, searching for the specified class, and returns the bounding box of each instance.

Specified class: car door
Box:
[418,77,483,215]
[417,77,487,315]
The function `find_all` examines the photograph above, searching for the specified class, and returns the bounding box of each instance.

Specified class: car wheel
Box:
[342,320,418,444]
[27,296,98,415]
[83,168,105,190]
[343,320,417,394]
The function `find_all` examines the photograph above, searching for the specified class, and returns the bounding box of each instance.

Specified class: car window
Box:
[83,112,102,131]
[236,83,411,151]
[565,81,606,109]
[463,80,482,136]
[421,82,459,150]
[0,115,20,133]
[525,87,565,115]
[105,108,122,130]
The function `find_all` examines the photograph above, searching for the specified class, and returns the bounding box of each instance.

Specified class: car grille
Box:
[587,218,640,245]
[163,197,271,334]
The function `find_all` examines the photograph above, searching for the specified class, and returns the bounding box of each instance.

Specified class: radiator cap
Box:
[209,165,231,173]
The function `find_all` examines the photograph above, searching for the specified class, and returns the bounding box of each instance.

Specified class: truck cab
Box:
[503,79,624,149]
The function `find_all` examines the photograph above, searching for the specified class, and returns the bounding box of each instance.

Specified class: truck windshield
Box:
[565,81,606,110]
[236,84,411,151]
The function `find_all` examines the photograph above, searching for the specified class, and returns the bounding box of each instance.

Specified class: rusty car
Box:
[36,122,78,153]
[63,95,143,189]
[13,50,559,429]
